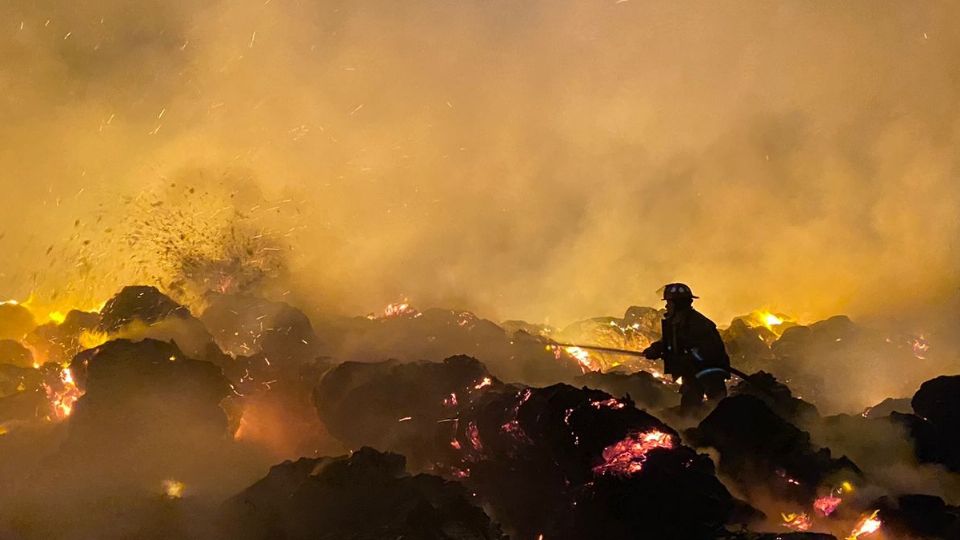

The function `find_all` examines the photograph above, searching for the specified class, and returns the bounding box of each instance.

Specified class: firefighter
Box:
[642,283,730,411]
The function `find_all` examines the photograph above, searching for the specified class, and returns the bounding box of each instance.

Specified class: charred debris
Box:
[0,286,957,539]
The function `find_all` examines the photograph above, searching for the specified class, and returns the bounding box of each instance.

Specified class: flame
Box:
[742,309,794,337]
[781,512,812,532]
[47,311,67,325]
[847,510,881,539]
[43,366,83,420]
[593,429,674,477]
[473,376,492,390]
[370,301,421,319]
[162,479,185,499]
[548,345,602,373]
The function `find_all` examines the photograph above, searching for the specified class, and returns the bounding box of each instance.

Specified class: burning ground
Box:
[0,285,958,539]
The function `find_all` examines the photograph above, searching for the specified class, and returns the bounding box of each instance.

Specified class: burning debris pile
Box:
[0,285,957,539]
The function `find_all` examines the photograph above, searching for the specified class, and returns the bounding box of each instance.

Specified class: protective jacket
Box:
[646,308,730,377]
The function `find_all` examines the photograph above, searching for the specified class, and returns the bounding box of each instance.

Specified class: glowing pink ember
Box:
[592,429,674,477]
[466,421,483,451]
[591,398,625,410]
[814,494,842,516]
[443,393,458,407]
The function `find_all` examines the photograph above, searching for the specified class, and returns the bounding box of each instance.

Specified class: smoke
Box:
[0,1,957,327]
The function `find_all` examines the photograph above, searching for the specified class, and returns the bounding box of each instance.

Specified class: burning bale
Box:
[221,446,504,540]
[98,285,192,333]
[729,371,819,423]
[314,355,503,467]
[549,305,663,372]
[687,394,860,504]
[200,293,320,365]
[452,384,742,539]
[94,286,218,361]
[60,338,232,475]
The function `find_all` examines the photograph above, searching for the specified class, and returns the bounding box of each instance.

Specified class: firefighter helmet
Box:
[662,283,698,300]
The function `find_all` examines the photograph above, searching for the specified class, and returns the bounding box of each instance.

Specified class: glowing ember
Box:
[443,393,458,407]
[162,479,185,499]
[381,302,419,319]
[590,398,626,410]
[593,429,674,477]
[466,421,483,451]
[781,512,812,531]
[548,345,602,373]
[814,494,842,516]
[47,311,67,324]
[847,510,881,539]
[473,377,493,390]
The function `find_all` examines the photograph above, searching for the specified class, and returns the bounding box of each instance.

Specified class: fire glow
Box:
[847,510,882,539]
[593,429,674,477]
[43,366,82,420]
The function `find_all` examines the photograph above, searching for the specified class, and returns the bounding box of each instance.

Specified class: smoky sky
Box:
[0,0,957,325]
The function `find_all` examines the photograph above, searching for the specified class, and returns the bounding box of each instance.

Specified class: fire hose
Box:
[549,342,753,381]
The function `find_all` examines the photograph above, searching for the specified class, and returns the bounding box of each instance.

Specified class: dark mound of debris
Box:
[874,494,960,539]
[764,315,922,414]
[575,369,678,410]
[98,285,192,332]
[721,318,777,370]
[730,371,819,422]
[200,293,320,365]
[687,394,859,504]
[314,355,502,467]
[862,397,912,419]
[62,338,231,472]
[896,375,960,472]
[454,384,740,539]
[313,306,580,385]
[221,446,504,540]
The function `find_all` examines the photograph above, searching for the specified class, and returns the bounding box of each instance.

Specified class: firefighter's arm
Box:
[642,340,664,359]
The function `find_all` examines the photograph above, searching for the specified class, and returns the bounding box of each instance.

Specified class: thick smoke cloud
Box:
[0,1,957,326]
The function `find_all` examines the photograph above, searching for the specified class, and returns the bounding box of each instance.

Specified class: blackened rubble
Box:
[221,446,505,540]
